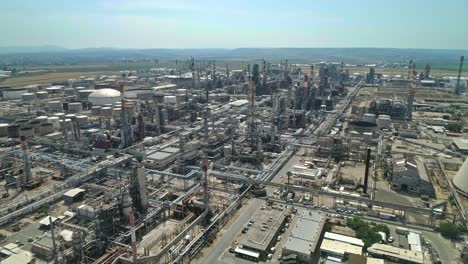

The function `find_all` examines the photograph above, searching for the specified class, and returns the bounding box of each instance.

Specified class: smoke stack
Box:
[363,148,371,194]
[129,208,137,263]
[20,136,32,186]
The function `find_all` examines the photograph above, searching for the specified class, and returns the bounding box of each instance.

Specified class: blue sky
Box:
[1,0,467,49]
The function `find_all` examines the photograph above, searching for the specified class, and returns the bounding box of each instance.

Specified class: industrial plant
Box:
[0,56,467,264]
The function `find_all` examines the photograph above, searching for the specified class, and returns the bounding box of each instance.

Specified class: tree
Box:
[445,122,463,133]
[439,222,459,239]
[286,171,292,185]
[346,217,387,248]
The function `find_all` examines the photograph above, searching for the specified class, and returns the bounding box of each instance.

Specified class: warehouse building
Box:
[367,244,424,264]
[282,210,325,263]
[390,154,436,198]
[320,232,364,261]
[237,206,289,261]
[452,138,468,155]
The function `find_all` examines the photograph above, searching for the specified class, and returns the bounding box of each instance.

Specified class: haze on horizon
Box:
[1,0,468,50]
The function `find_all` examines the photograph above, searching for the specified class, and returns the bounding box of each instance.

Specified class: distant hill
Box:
[0,45,68,54]
[0,47,466,71]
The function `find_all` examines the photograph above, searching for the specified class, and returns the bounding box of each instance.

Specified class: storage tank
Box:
[0,123,9,137]
[124,105,134,116]
[46,86,63,95]
[29,120,42,134]
[53,112,65,119]
[76,115,89,127]
[7,125,20,138]
[68,102,83,113]
[78,89,95,100]
[363,113,376,123]
[48,116,60,130]
[40,123,54,135]
[19,127,35,137]
[164,96,177,104]
[377,115,391,129]
[113,108,122,118]
[64,88,76,96]
[60,119,73,130]
[36,91,48,99]
[88,89,121,106]
[100,107,112,117]
[47,101,63,111]
[22,93,36,101]
[453,158,468,196]
[89,106,99,115]
[65,114,77,121]
[36,116,48,124]
[17,119,30,128]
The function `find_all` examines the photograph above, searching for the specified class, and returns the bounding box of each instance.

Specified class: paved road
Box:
[194,151,304,264]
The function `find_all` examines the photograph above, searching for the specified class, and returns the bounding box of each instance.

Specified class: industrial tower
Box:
[20,136,32,187]
[455,56,464,95]
[119,84,133,148]
[407,62,417,120]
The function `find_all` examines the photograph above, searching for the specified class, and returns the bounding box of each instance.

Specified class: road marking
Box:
[217,248,228,262]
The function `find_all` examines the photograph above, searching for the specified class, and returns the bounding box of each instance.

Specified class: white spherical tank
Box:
[88,88,121,106]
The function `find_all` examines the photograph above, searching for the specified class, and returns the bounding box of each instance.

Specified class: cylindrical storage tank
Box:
[36,91,48,99]
[91,106,101,115]
[68,102,83,113]
[22,93,36,101]
[0,123,9,137]
[76,115,89,128]
[78,89,95,100]
[29,120,42,134]
[40,123,54,135]
[36,116,48,124]
[88,89,121,106]
[17,119,30,128]
[7,125,20,138]
[100,107,112,117]
[19,127,35,137]
[113,108,122,118]
[53,113,65,119]
[60,119,73,130]
[48,116,60,130]
[164,96,177,104]
[64,88,76,96]
[65,114,77,121]
[363,113,376,123]
[124,105,134,116]
[47,101,63,111]
[46,86,63,95]
[377,115,391,128]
